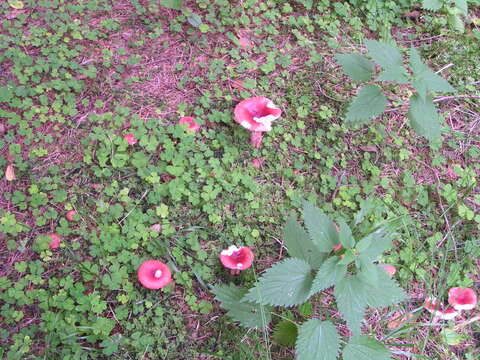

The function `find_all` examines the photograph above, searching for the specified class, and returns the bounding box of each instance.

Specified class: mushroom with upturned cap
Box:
[234,97,281,148]
[220,245,254,275]
[448,287,477,311]
[137,260,172,289]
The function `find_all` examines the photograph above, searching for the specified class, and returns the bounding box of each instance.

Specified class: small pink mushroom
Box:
[123,133,137,145]
[220,245,254,275]
[48,233,61,249]
[66,210,77,222]
[423,297,442,316]
[448,287,477,311]
[179,116,200,132]
[137,260,172,290]
[234,97,281,148]
[251,158,264,168]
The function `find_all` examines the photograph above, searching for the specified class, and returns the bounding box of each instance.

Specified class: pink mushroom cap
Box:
[448,287,477,311]
[48,233,61,249]
[234,97,281,132]
[439,306,459,320]
[124,133,137,145]
[179,116,200,132]
[219,245,254,271]
[137,260,172,290]
[66,210,77,222]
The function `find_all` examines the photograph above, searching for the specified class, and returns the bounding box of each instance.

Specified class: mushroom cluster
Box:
[234,97,281,148]
[423,287,477,320]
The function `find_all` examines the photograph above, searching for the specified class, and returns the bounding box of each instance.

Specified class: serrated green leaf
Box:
[356,228,393,262]
[334,275,368,335]
[309,257,348,296]
[302,201,339,253]
[283,215,327,268]
[410,47,455,100]
[448,13,465,33]
[296,319,340,360]
[211,284,271,328]
[362,267,408,309]
[160,0,182,10]
[187,13,202,27]
[243,258,313,307]
[422,0,443,11]
[338,219,355,248]
[272,321,298,347]
[334,53,374,82]
[357,258,379,286]
[343,335,392,360]
[345,85,388,123]
[454,0,468,15]
[408,94,441,140]
[365,40,408,83]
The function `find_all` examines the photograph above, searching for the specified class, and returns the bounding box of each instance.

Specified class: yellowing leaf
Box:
[5,164,16,181]
[8,0,24,9]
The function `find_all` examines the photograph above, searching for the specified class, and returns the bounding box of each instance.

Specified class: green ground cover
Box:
[0,0,479,359]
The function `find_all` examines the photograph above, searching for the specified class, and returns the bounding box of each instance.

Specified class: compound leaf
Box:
[283,215,327,268]
[410,47,455,100]
[408,94,442,140]
[302,201,339,253]
[421,0,443,11]
[309,257,348,297]
[334,53,375,82]
[211,283,271,328]
[343,335,392,360]
[365,40,408,83]
[334,275,368,335]
[160,0,182,10]
[296,319,340,360]
[362,267,408,309]
[243,258,313,307]
[345,85,388,124]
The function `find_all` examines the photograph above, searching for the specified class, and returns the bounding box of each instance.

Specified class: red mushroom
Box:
[251,158,264,168]
[220,245,254,275]
[423,297,442,316]
[448,287,477,311]
[234,97,281,148]
[66,210,77,222]
[332,244,342,252]
[48,233,61,249]
[179,116,200,132]
[439,306,459,320]
[123,133,137,145]
[137,260,172,290]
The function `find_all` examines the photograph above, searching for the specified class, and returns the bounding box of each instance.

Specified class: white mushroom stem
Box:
[154,270,163,278]
[250,131,263,148]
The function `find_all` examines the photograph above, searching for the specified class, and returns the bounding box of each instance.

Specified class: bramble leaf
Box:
[272,321,298,347]
[345,85,388,123]
[334,275,368,335]
[296,319,340,360]
[408,94,442,140]
[421,0,443,11]
[302,201,339,253]
[309,257,348,296]
[362,267,408,309]
[211,283,271,328]
[334,54,375,82]
[283,215,327,268]
[338,219,355,248]
[410,47,455,100]
[356,227,393,262]
[343,335,392,360]
[243,258,313,307]
[365,40,408,83]
[454,0,468,15]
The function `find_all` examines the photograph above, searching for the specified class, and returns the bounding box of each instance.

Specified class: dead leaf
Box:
[360,145,378,152]
[5,164,16,181]
[388,313,413,329]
